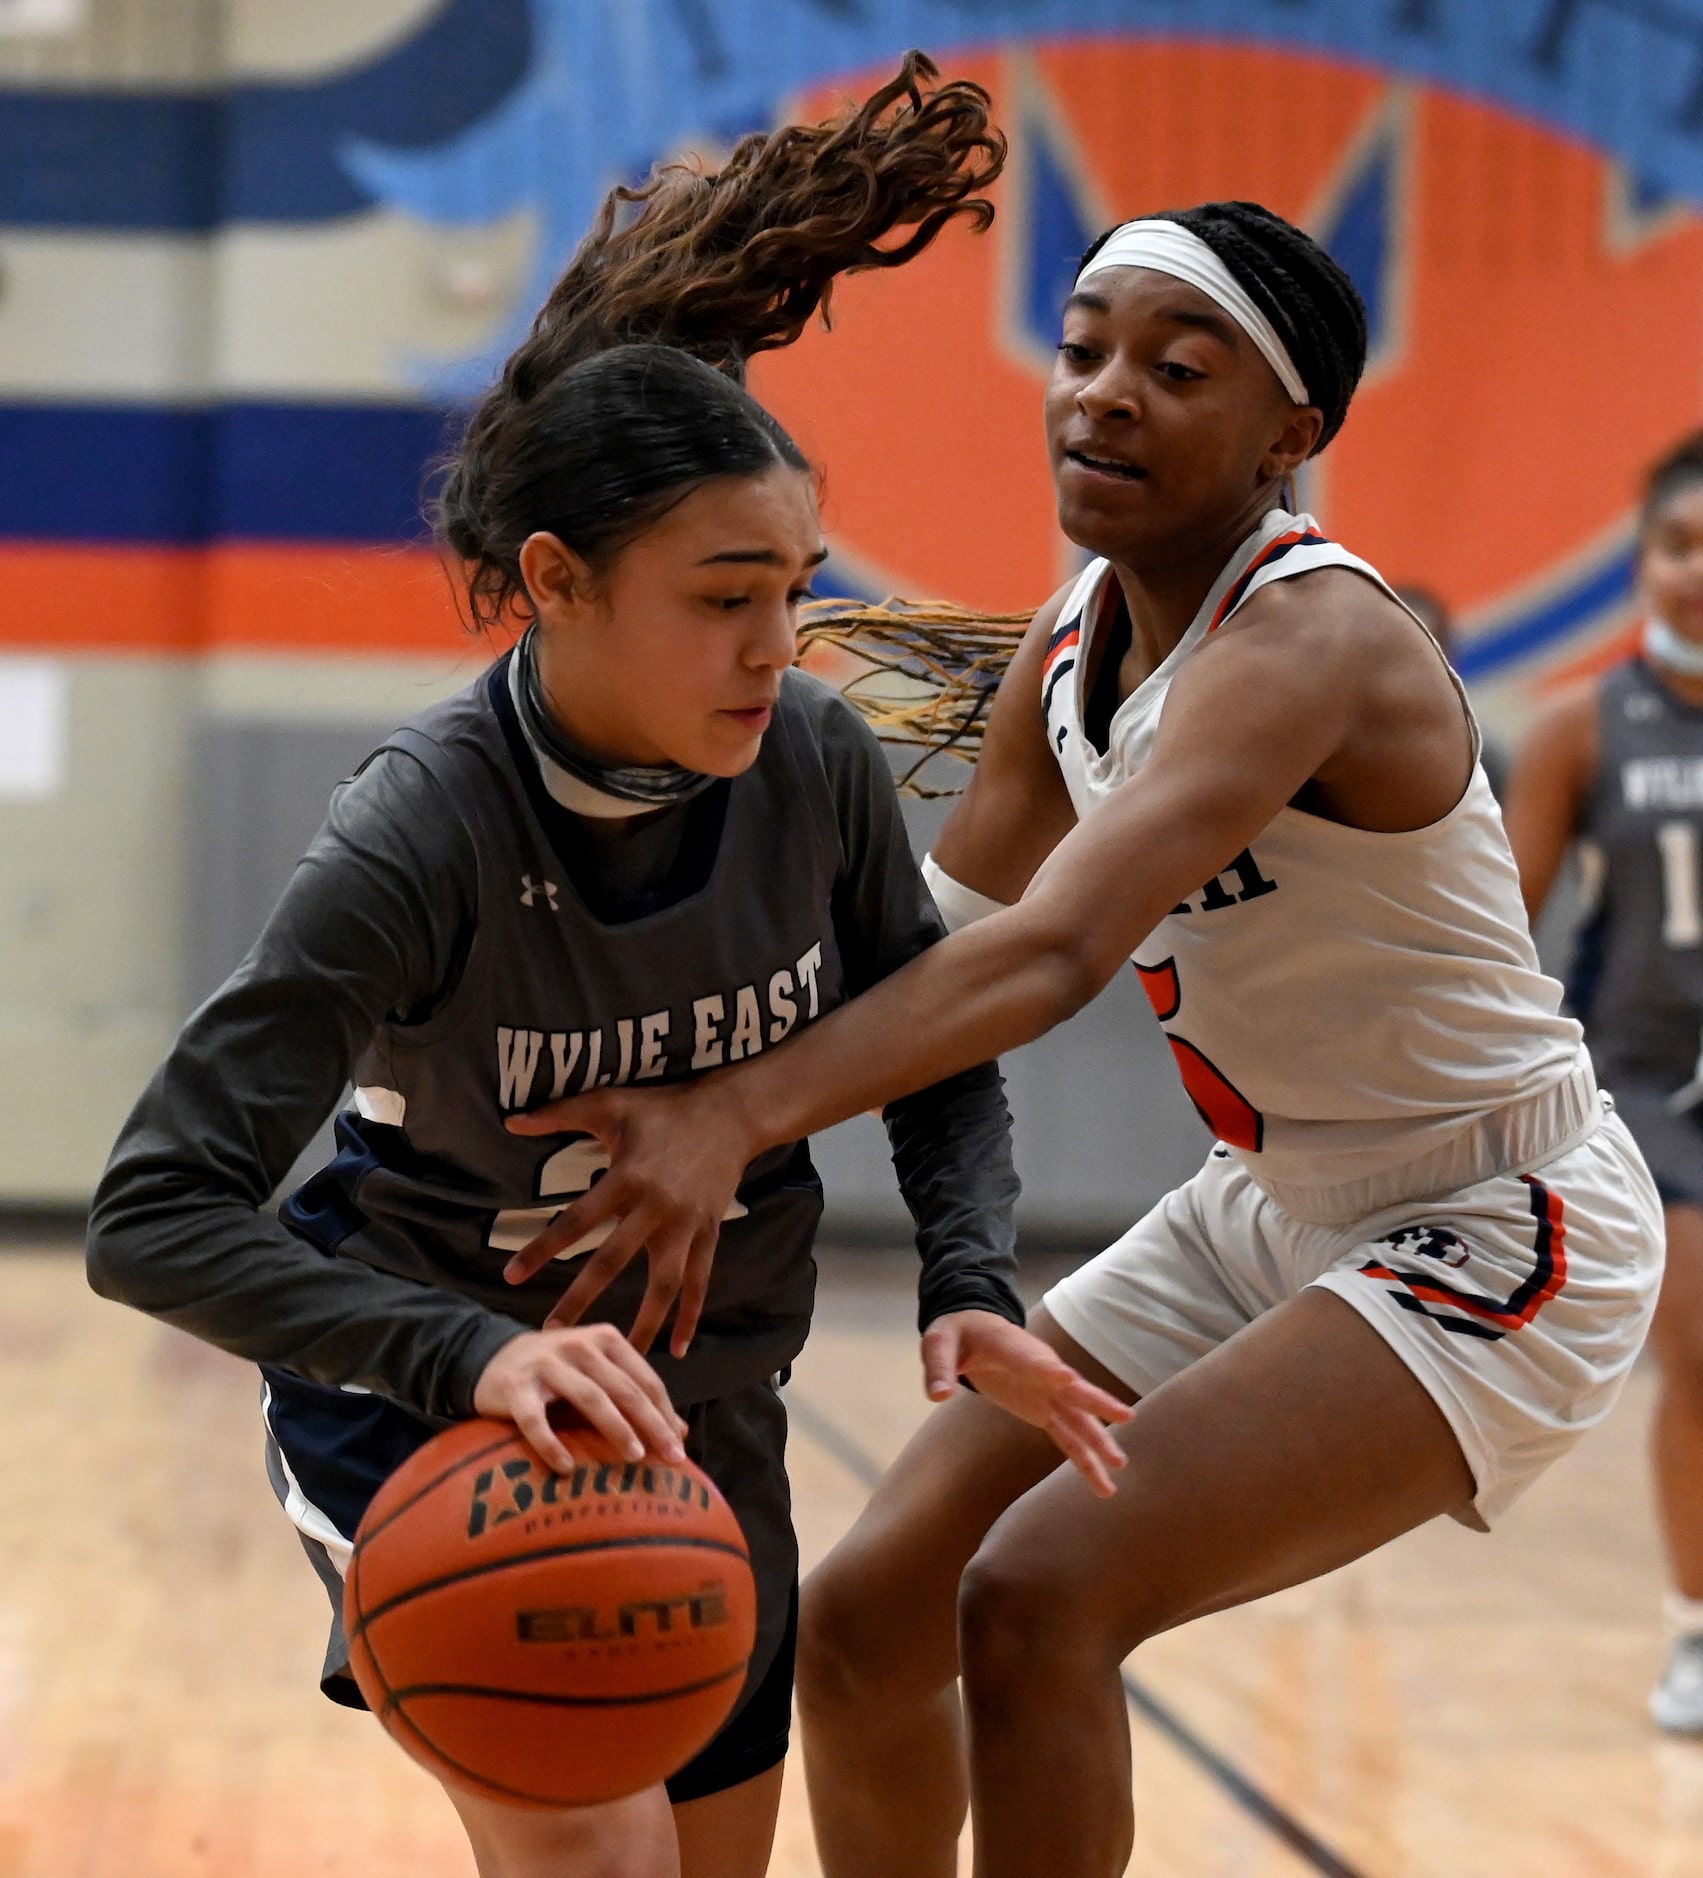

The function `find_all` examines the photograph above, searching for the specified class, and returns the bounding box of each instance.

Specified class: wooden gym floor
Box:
[0,1239,1696,1877]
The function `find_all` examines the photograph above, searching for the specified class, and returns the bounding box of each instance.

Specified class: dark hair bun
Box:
[435,345,806,627]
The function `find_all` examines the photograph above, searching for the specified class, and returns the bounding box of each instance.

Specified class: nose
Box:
[1076,357,1141,425]
[743,593,798,673]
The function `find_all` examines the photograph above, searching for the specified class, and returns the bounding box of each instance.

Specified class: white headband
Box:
[1075,218,1310,406]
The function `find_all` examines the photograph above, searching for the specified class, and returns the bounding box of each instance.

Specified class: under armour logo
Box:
[1382,1226,1470,1268]
[520,874,559,910]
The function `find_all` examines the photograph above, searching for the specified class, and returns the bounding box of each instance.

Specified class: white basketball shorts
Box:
[1043,1101,1664,1527]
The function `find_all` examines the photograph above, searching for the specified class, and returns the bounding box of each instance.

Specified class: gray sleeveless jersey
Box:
[88,657,1021,1420]
[1572,658,1703,1085]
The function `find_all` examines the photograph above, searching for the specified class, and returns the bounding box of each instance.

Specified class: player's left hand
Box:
[503,1078,755,1358]
[921,1310,1134,1497]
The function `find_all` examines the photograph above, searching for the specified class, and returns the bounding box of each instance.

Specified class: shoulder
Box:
[1009,575,1092,694]
[1224,562,1403,642]
[781,661,862,729]
[318,742,479,884]
[1525,676,1600,742]
[1210,564,1437,696]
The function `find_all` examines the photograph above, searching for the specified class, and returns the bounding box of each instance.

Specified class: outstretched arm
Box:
[508,576,1381,1297]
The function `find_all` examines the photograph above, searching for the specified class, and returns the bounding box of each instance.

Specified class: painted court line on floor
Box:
[785,1387,1375,1878]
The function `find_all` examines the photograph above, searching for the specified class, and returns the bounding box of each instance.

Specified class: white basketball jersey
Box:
[1044,508,1586,1213]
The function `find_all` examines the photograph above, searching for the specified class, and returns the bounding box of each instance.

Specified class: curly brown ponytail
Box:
[438,51,1006,627]
[511,48,1005,389]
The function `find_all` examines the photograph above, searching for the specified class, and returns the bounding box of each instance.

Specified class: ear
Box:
[1258,404,1326,487]
[518,532,597,623]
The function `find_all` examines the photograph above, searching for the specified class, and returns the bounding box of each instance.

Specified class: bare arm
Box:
[1501,684,1598,923]
[512,572,1404,1245]
[931,586,1080,900]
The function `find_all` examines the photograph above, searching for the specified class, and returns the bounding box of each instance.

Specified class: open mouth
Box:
[1065,449,1147,482]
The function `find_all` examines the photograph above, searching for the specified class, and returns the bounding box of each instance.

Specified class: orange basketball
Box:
[344,1413,757,1808]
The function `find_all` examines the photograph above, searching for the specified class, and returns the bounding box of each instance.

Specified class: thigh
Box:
[803,1381,1075,1691]
[673,1763,786,1878]
[665,1384,797,1803]
[447,1779,678,1878]
[1652,1203,1703,1370]
[1316,1113,1664,1526]
[973,1287,1474,1651]
[1041,1150,1270,1401]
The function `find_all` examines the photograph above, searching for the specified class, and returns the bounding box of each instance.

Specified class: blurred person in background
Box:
[1504,430,1703,1732]
[1394,584,1508,799]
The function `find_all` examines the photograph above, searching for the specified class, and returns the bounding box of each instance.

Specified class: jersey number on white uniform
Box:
[1134,958,1265,1153]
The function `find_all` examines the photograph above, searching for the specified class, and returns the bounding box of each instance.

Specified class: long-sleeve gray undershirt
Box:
[87,670,1022,1422]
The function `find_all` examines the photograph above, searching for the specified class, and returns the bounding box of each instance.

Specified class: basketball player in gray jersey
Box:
[82,61,1129,1878]
[1508,429,1703,1732]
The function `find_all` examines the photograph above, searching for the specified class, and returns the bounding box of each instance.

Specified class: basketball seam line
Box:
[388,1664,749,1709]
[353,1430,522,1551]
[347,1533,752,1642]
[345,1558,528,1802]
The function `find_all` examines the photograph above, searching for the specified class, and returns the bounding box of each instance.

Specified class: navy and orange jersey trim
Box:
[1043,611,1082,675]
[1356,1176,1567,1342]
[1207,526,1332,634]
[1041,607,1083,725]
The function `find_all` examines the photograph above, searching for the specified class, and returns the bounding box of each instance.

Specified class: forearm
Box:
[89,1148,527,1421]
[884,1059,1024,1332]
[731,902,1100,1154]
[85,754,502,1420]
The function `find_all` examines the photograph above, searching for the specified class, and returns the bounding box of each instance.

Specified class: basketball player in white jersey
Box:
[501,202,1664,1876]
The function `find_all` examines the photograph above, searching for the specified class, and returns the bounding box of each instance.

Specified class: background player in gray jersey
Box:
[1507,430,1703,1732]
[83,57,1129,1878]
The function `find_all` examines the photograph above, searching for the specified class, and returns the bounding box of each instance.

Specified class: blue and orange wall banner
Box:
[9,0,1703,708]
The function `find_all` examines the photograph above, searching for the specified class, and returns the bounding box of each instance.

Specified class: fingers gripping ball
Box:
[344,1413,757,1808]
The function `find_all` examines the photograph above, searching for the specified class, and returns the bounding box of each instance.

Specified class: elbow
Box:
[1015,923,1114,1030]
[84,1219,134,1306]
[84,1176,149,1307]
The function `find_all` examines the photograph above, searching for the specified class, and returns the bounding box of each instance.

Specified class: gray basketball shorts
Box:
[260,1369,798,1803]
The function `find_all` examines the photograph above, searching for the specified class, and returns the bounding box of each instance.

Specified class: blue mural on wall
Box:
[9,0,1703,236]
[4,0,1697,664]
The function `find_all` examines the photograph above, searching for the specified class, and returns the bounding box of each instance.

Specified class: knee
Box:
[956,1532,1154,1707]
[796,1552,889,1715]
[957,1541,1082,1697]
[797,1543,951,1719]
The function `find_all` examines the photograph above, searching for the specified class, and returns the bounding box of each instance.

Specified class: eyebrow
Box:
[697,546,831,568]
[1062,290,1242,350]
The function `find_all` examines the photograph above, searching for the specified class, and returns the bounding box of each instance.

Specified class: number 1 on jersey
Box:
[1658,820,1703,948]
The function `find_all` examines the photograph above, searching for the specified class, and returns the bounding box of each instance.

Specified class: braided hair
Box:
[1081,200,1367,451]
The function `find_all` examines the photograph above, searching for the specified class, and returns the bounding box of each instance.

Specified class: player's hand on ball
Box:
[473,1324,689,1473]
[921,1311,1134,1498]
[504,1079,756,1358]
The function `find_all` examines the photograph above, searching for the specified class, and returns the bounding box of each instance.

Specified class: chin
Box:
[694,731,767,778]
[1056,495,1162,564]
